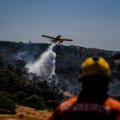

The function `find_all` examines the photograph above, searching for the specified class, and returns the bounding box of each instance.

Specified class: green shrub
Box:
[0,93,16,114]
[23,94,46,110]
[16,91,26,104]
[35,101,46,110]
[46,100,60,109]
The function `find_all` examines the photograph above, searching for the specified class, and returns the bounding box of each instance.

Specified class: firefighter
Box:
[48,57,120,120]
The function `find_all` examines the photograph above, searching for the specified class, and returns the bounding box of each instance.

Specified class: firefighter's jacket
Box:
[48,96,120,120]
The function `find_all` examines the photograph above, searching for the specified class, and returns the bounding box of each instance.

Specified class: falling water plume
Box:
[26,43,56,81]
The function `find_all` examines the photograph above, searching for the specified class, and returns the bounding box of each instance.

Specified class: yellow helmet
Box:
[80,57,111,78]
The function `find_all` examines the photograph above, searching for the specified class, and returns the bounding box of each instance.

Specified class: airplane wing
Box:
[42,35,55,39]
[60,39,73,41]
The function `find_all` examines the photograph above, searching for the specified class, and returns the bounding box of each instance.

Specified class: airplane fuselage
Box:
[42,34,73,43]
[53,35,62,42]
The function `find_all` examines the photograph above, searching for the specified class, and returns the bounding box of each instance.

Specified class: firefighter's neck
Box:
[79,88,108,103]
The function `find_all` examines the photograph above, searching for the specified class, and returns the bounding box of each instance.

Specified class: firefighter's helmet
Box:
[80,57,111,78]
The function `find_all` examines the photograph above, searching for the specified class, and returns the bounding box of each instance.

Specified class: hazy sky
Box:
[0,0,120,50]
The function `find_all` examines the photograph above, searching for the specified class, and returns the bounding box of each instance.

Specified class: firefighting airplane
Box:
[41,34,73,43]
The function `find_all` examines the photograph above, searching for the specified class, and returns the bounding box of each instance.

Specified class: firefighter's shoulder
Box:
[104,97,120,111]
[56,96,78,111]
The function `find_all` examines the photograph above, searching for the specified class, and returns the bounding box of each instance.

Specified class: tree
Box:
[0,92,16,114]
[23,94,46,110]
[46,100,60,109]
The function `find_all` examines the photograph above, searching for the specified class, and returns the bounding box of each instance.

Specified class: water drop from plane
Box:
[26,43,56,81]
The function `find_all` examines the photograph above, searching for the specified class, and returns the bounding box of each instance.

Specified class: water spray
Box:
[26,43,56,81]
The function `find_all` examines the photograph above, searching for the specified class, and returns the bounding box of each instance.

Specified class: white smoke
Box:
[26,43,56,80]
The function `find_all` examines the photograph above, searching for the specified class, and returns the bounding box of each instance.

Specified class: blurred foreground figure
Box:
[48,57,120,120]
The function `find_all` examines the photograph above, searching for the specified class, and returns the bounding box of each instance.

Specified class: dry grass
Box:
[0,106,52,120]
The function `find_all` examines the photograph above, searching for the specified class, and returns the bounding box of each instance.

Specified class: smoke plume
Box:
[26,43,56,80]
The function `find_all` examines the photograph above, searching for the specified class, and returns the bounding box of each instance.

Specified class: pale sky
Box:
[0,0,120,50]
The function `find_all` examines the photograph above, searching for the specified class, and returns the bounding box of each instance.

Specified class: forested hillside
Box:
[0,41,120,113]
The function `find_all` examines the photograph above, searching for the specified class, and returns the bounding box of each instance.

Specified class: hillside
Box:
[0,40,120,111]
[0,41,120,94]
